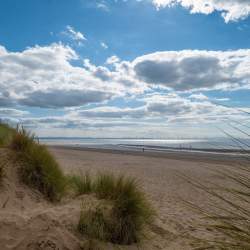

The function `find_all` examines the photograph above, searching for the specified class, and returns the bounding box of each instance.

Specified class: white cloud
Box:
[62,26,87,46]
[1,44,250,113]
[106,55,120,65]
[100,42,108,49]
[189,93,209,100]
[151,0,250,22]
[96,2,109,11]
[0,108,29,117]
[69,93,244,124]
[215,98,230,101]
[7,92,249,137]
[1,42,249,137]
[132,50,250,91]
[0,43,120,108]
[75,106,146,119]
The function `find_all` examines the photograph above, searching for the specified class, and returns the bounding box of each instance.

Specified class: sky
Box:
[0,0,250,138]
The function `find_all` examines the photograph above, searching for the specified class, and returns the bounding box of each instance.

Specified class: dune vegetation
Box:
[0,121,249,248]
[198,168,249,249]
[68,171,93,195]
[69,171,155,244]
[185,126,250,249]
[78,173,154,245]
[0,122,15,146]
[10,125,67,201]
[0,124,67,201]
[0,122,154,246]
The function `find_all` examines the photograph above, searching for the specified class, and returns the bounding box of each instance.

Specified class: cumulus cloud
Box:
[0,43,120,109]
[1,43,250,114]
[151,0,250,22]
[76,106,146,119]
[7,91,249,138]
[70,93,242,123]
[106,55,120,65]
[83,58,146,93]
[133,50,250,91]
[1,42,249,137]
[19,89,112,108]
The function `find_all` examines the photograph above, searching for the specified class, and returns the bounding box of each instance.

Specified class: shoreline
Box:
[49,145,249,164]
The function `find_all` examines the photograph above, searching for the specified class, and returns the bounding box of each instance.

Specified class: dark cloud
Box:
[147,101,193,115]
[134,53,245,91]
[19,89,113,108]
[134,60,179,86]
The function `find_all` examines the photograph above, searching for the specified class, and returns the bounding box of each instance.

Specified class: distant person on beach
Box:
[142,147,145,152]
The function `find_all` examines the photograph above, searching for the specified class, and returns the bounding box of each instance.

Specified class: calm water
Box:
[40,137,250,152]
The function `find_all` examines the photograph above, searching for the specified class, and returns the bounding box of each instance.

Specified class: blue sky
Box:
[0,0,250,138]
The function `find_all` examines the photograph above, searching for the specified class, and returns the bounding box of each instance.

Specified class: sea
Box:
[39,137,250,153]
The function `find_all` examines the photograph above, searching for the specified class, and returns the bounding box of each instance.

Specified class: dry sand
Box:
[50,147,247,249]
[0,146,247,250]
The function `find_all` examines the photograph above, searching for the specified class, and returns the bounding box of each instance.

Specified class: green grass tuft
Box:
[94,173,116,199]
[11,125,66,201]
[78,173,154,245]
[0,123,15,146]
[19,144,66,201]
[78,205,111,241]
[110,176,154,244]
[11,125,36,151]
[68,171,92,195]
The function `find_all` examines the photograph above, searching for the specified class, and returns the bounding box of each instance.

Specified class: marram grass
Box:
[0,122,154,245]
[12,125,66,201]
[11,125,36,151]
[182,165,250,250]
[93,172,116,199]
[78,173,154,245]
[68,171,92,195]
[0,123,15,147]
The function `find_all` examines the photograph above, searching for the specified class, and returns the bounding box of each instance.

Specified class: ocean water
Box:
[40,137,250,152]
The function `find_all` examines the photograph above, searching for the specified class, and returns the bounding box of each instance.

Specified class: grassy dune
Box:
[0,122,154,246]
[0,123,14,183]
[1,122,249,248]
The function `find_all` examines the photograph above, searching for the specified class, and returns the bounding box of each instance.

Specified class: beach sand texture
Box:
[0,146,247,249]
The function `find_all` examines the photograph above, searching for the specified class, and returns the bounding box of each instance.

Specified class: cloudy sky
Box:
[0,0,250,138]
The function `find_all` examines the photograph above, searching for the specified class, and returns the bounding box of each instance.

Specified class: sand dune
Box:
[0,146,247,249]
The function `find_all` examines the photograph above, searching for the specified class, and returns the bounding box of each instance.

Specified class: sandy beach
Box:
[47,146,247,249]
[0,144,248,249]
